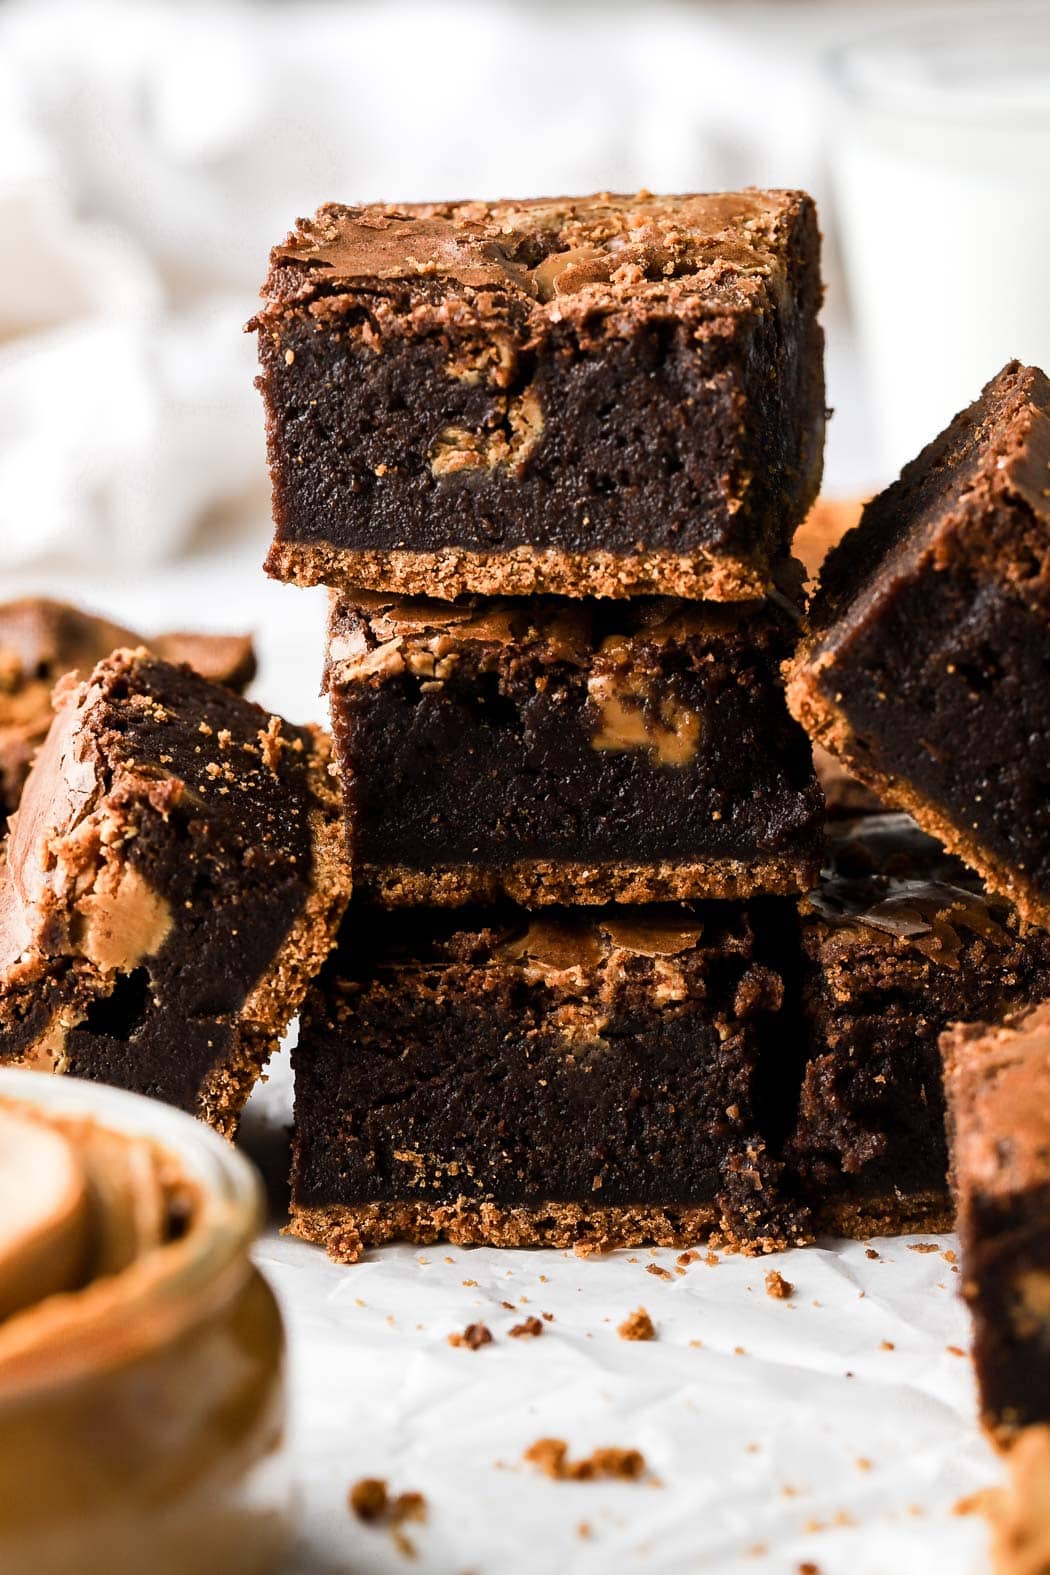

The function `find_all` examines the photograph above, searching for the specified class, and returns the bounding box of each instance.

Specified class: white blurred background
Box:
[1,0,1048,629]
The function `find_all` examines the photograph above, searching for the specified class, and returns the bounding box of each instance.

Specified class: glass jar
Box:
[0,1070,291,1575]
[827,5,1050,479]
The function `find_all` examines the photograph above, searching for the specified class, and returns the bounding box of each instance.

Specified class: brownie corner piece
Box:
[787,360,1050,928]
[289,902,811,1261]
[0,648,350,1135]
[254,190,824,601]
[941,1002,1050,1439]
[326,587,823,908]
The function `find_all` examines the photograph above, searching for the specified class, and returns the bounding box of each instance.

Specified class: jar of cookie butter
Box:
[0,1070,290,1575]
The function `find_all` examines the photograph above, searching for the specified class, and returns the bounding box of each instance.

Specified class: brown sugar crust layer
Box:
[358,853,820,909]
[288,1198,789,1263]
[809,1191,953,1240]
[255,191,824,602]
[266,540,771,603]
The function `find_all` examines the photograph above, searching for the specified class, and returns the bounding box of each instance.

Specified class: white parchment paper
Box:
[242,1051,999,1575]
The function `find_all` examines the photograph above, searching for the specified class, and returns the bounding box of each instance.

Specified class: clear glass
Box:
[827,5,1050,478]
[0,1072,291,1575]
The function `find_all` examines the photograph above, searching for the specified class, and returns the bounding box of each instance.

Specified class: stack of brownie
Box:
[251,190,831,1260]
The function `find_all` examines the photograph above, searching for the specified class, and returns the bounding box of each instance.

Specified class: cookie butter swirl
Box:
[0,1102,194,1377]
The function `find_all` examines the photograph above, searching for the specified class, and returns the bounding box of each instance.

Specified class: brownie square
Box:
[942,1004,1050,1437]
[0,596,256,822]
[0,648,350,1135]
[326,583,823,907]
[252,190,824,602]
[290,902,810,1260]
[785,816,1050,1236]
[788,362,1050,929]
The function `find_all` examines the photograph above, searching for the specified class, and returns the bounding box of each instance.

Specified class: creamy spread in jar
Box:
[0,1071,289,1575]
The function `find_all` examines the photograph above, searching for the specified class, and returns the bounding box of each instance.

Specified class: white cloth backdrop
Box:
[0,0,946,570]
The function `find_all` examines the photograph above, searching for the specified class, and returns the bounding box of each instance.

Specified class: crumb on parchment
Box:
[509,1316,544,1339]
[618,1307,656,1341]
[523,1438,648,1482]
[448,1322,493,1350]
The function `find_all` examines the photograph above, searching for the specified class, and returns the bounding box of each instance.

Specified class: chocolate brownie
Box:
[788,362,1050,929]
[326,582,823,907]
[0,597,256,821]
[252,191,825,602]
[942,1003,1050,1437]
[785,816,1050,1236]
[290,902,811,1260]
[0,649,350,1135]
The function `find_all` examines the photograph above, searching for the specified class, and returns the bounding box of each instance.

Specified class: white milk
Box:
[829,7,1050,480]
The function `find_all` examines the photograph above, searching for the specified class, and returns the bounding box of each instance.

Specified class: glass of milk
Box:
[828,5,1050,480]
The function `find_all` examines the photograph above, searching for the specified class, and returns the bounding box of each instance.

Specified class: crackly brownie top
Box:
[810,361,1050,638]
[942,1004,1050,1202]
[326,580,801,686]
[0,648,322,981]
[260,190,811,318]
[804,813,1017,964]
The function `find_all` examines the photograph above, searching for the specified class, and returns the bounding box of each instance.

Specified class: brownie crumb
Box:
[946,1344,965,1357]
[856,1457,873,1472]
[577,1522,592,1540]
[541,1311,555,1322]
[705,1251,719,1266]
[880,1340,895,1351]
[646,1263,673,1282]
[509,1316,544,1339]
[798,1563,820,1574]
[677,1250,700,1267]
[523,1438,647,1482]
[765,1270,794,1300]
[390,1493,427,1527]
[349,1478,428,1560]
[501,1300,516,1311]
[349,1478,390,1522]
[865,1248,880,1261]
[448,1322,493,1350]
[618,1307,656,1342]
[908,1242,939,1254]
